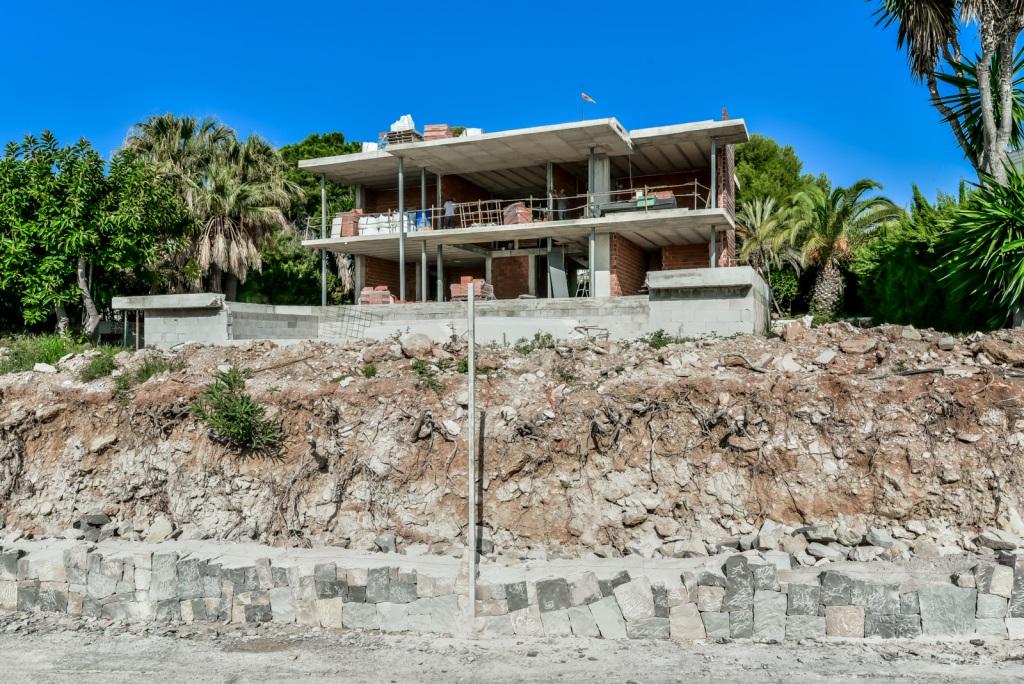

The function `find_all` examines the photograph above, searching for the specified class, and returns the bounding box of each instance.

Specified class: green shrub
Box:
[0,334,89,375]
[411,359,443,393]
[456,358,469,374]
[514,332,555,354]
[113,356,180,398]
[639,329,685,350]
[767,268,799,316]
[362,363,377,378]
[191,367,282,456]
[79,348,118,382]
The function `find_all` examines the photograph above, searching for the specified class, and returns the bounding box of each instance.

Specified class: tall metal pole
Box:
[466,284,477,624]
[398,158,406,301]
[321,175,328,306]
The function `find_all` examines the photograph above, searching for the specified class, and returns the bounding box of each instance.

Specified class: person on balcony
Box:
[443,198,456,228]
[555,188,567,221]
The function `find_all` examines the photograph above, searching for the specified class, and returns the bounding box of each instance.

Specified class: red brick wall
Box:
[613,170,711,209]
[491,256,530,299]
[364,256,418,300]
[609,235,647,296]
[363,174,491,214]
[662,243,710,270]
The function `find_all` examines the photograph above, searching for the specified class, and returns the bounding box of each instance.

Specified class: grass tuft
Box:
[191,366,283,457]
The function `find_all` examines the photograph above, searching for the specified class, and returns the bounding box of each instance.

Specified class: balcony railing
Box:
[307,181,715,240]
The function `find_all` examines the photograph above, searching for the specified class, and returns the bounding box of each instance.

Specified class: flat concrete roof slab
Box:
[112,293,225,310]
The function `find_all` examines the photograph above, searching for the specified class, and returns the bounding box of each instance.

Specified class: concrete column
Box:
[354,184,365,210]
[354,255,366,297]
[398,157,406,300]
[320,174,327,307]
[588,151,611,218]
[436,244,444,302]
[710,139,717,210]
[485,256,493,285]
[592,233,611,297]
[420,240,428,302]
[420,168,427,227]
[546,162,554,219]
[588,228,596,297]
[709,228,718,268]
[527,255,537,296]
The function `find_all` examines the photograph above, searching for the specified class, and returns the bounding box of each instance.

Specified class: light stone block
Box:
[540,608,573,637]
[670,603,705,641]
[825,605,865,638]
[567,605,600,637]
[510,605,545,637]
[590,595,627,639]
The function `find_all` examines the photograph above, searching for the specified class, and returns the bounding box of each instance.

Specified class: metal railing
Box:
[321,181,714,238]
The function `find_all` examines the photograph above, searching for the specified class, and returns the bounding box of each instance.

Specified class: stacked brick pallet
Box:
[424,124,453,141]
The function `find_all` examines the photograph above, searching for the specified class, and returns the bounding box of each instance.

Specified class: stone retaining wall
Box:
[2,540,1023,641]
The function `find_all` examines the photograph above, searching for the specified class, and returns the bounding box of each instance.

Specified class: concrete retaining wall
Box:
[112,267,769,349]
[2,539,1022,641]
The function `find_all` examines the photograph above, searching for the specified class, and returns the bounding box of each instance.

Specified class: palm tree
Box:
[736,198,801,275]
[124,114,233,213]
[875,1,1024,182]
[193,136,302,298]
[781,180,902,318]
[124,115,301,297]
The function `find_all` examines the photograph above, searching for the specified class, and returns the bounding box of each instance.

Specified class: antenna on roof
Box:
[722,107,729,121]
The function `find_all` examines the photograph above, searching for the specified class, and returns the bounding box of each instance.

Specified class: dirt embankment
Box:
[2,323,1024,559]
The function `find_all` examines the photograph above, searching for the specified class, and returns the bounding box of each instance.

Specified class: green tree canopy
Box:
[280,132,361,226]
[734,134,818,206]
[0,132,190,336]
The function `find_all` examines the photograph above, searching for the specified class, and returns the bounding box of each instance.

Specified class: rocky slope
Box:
[2,322,1024,562]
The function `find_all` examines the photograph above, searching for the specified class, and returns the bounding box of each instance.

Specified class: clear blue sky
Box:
[0,1,976,205]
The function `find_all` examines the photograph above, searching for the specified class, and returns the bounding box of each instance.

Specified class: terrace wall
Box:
[609,235,647,296]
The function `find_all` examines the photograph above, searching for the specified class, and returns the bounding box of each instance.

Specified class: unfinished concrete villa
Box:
[114,115,769,347]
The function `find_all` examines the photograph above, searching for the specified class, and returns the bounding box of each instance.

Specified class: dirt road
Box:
[3,622,1024,683]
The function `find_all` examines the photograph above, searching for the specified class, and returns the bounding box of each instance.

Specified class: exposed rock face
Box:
[1,324,1024,559]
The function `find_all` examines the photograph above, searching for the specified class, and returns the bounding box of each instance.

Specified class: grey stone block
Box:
[627,617,671,640]
[652,583,670,618]
[788,584,820,616]
[754,591,786,641]
[244,604,273,623]
[270,587,296,623]
[314,563,345,599]
[590,595,627,639]
[222,566,257,594]
[408,595,459,635]
[820,572,854,606]
[1009,568,1024,617]
[271,566,290,588]
[975,562,997,594]
[154,599,181,622]
[670,603,705,640]
[730,609,754,638]
[366,567,390,604]
[919,585,976,636]
[348,585,366,603]
[900,592,920,615]
[568,573,601,606]
[177,559,203,600]
[567,605,600,637]
[87,570,118,599]
[377,602,410,632]
[540,608,573,636]
[723,558,754,612]
[865,613,898,638]
[255,558,273,591]
[751,564,779,592]
[505,581,529,612]
[613,577,655,622]
[851,581,900,616]
[37,586,67,613]
[509,605,545,637]
[787,615,826,640]
[975,618,1008,639]
[388,570,417,603]
[342,602,379,630]
[476,614,515,637]
[537,578,571,613]
[696,585,725,612]
[701,611,731,638]
[697,570,727,588]
[0,551,24,581]
[977,593,1008,619]
[894,614,922,638]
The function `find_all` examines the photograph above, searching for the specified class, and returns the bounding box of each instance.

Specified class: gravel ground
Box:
[2,616,1024,682]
